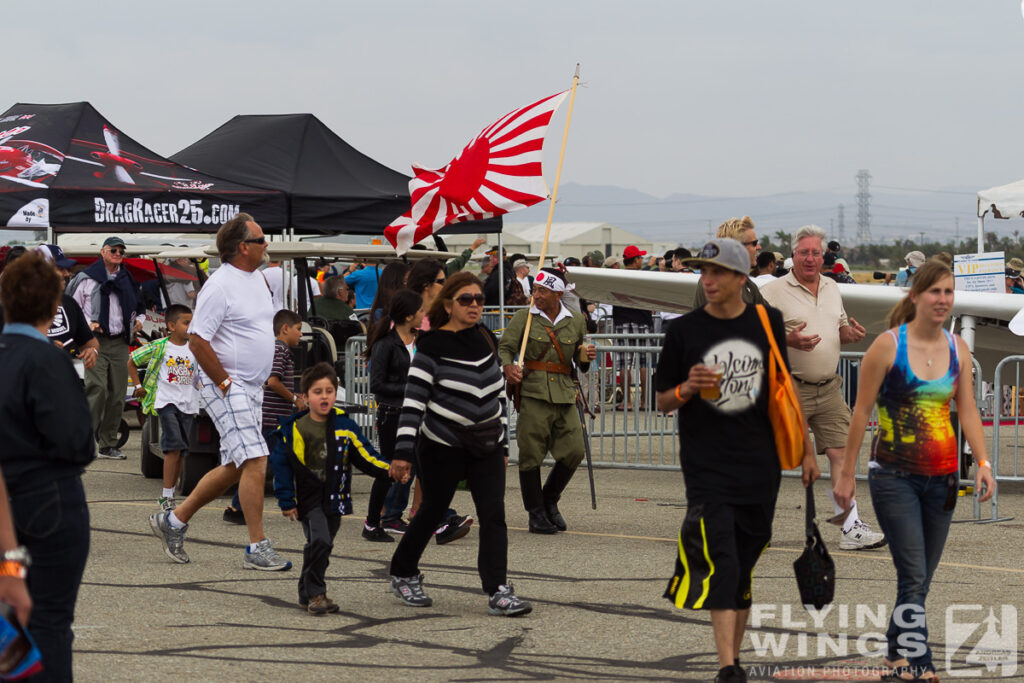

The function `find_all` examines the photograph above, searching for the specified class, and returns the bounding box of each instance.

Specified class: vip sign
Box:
[945,604,1017,677]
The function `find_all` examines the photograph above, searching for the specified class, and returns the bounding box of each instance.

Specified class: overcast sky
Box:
[10,1,1024,203]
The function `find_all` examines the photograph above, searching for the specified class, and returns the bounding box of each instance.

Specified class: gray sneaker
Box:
[488,583,532,617]
[149,511,189,564]
[97,447,127,460]
[391,574,433,607]
[243,539,292,571]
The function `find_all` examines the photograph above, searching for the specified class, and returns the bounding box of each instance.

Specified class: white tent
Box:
[977,179,1024,221]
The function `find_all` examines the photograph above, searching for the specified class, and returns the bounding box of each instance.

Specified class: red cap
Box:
[623,245,647,259]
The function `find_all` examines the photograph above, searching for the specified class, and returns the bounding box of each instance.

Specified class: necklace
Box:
[927,357,933,367]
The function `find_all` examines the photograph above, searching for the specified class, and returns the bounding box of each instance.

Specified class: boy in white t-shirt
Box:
[128,304,199,511]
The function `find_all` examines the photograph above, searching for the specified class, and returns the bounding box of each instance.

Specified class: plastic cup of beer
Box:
[700,363,724,401]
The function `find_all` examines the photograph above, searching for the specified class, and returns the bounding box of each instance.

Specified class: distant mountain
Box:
[516,182,989,250]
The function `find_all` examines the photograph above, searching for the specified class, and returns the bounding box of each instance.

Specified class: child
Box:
[223,309,306,524]
[127,304,198,511]
[270,363,402,615]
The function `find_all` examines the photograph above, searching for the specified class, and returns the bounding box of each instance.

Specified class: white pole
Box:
[977,216,984,254]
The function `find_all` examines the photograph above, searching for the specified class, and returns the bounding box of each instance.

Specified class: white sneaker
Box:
[839,520,887,550]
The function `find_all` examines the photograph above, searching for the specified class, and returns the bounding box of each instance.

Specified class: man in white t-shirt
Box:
[149,213,292,572]
[262,259,320,311]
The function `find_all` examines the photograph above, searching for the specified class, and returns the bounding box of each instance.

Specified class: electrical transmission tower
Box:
[855,170,871,244]
[837,204,845,243]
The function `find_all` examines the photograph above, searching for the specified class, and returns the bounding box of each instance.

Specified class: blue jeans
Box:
[869,465,957,675]
[8,473,90,682]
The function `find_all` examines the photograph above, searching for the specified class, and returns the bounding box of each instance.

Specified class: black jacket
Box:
[369,328,412,407]
[0,333,95,489]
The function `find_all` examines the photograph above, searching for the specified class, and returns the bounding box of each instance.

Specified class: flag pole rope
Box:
[516,64,580,368]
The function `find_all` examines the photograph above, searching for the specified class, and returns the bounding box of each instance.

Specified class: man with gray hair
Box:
[760,225,884,551]
[150,213,292,571]
[313,275,356,322]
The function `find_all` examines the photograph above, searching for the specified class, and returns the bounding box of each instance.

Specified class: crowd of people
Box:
[0,211,1002,681]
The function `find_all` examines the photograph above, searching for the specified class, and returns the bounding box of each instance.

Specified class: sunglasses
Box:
[742,239,759,247]
[108,247,126,255]
[453,293,485,307]
[243,236,267,245]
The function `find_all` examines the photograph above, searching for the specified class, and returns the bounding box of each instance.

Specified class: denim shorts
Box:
[157,404,195,455]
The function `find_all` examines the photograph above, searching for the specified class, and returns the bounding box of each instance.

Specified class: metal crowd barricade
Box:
[481,305,529,334]
[343,335,377,443]
[984,355,1024,523]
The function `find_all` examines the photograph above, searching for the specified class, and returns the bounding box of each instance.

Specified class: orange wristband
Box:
[978,460,991,469]
[0,561,26,579]
[674,384,689,403]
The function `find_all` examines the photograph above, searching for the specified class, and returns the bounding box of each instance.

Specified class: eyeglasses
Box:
[453,293,485,307]
[243,237,266,245]
[742,239,759,247]
[108,247,126,255]
[435,278,446,285]
[795,249,823,258]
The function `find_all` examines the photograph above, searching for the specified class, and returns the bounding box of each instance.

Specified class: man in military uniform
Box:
[499,268,596,534]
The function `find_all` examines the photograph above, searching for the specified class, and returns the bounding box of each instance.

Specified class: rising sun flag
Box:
[384,90,569,254]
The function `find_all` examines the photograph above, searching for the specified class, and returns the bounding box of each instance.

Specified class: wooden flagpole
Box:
[516,64,580,368]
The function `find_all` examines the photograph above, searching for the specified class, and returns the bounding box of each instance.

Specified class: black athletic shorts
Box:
[663,499,775,611]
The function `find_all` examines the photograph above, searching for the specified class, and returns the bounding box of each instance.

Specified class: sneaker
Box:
[323,595,340,613]
[361,522,395,543]
[97,447,127,460]
[839,520,887,550]
[434,514,473,545]
[487,584,532,617]
[149,511,189,564]
[307,594,331,615]
[243,539,293,571]
[158,497,176,512]
[391,574,433,607]
[222,506,245,525]
[382,518,409,535]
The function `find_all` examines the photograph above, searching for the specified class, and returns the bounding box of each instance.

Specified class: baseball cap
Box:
[103,236,126,249]
[623,245,647,259]
[37,244,77,269]
[1009,257,1024,272]
[828,240,841,252]
[604,255,622,268]
[905,251,926,268]
[586,249,605,266]
[511,259,528,270]
[563,256,581,267]
[681,239,750,275]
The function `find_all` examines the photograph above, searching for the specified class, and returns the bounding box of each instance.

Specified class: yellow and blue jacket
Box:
[270,407,390,518]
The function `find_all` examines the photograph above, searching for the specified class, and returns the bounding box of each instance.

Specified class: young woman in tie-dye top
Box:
[833,261,995,681]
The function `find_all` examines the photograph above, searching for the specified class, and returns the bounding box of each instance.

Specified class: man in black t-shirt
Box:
[655,238,818,683]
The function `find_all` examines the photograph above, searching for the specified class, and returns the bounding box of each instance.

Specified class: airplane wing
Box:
[567,267,1024,380]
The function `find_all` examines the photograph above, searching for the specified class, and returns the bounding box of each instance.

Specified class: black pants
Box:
[389,440,508,595]
[8,474,90,683]
[298,507,341,602]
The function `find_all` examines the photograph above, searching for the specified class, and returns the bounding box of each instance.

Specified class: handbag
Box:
[755,305,805,470]
[793,483,836,610]
[443,327,505,454]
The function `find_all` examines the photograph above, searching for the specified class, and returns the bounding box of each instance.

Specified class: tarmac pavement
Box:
[70,429,1024,682]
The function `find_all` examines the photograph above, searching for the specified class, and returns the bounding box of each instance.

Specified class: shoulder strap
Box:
[542,324,569,366]
[755,304,785,370]
[805,482,816,539]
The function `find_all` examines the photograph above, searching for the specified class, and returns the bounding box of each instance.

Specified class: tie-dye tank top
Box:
[870,324,959,476]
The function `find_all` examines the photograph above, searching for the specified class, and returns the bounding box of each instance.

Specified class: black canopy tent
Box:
[0,102,287,233]
[170,113,501,237]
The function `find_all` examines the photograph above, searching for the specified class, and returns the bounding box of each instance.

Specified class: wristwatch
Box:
[218,377,232,391]
[0,547,31,578]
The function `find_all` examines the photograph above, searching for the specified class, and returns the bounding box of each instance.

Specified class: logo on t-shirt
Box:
[165,355,195,384]
[702,339,765,413]
[48,306,69,337]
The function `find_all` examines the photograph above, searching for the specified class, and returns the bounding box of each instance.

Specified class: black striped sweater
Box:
[394,324,507,460]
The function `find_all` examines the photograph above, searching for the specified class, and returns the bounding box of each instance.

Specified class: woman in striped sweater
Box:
[387,272,531,617]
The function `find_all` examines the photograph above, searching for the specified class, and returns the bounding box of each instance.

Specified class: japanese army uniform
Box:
[498,271,591,534]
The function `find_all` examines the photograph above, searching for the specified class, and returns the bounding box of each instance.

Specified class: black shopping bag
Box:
[792,482,835,610]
